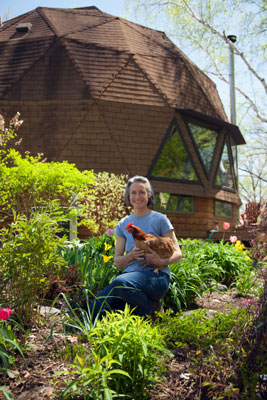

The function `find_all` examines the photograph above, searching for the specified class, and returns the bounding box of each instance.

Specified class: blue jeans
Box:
[89,270,170,320]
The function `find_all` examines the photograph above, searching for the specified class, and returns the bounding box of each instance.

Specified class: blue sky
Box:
[0,1,128,21]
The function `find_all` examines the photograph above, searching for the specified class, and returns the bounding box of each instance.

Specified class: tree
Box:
[125,0,267,205]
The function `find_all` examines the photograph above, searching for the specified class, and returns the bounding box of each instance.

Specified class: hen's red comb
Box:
[126,222,134,230]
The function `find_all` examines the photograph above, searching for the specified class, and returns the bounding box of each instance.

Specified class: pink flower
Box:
[262,268,266,274]
[223,222,230,230]
[106,228,114,236]
[230,235,238,243]
[0,308,13,321]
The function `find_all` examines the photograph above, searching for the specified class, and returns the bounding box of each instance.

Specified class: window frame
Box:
[213,134,237,192]
[147,117,201,184]
[154,192,195,214]
[214,199,233,218]
[184,116,221,179]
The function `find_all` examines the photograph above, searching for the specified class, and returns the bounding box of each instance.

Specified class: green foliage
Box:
[59,233,120,295]
[57,347,131,400]
[0,209,67,325]
[155,308,252,350]
[0,315,26,377]
[79,171,131,235]
[162,238,253,312]
[0,148,95,215]
[163,261,207,312]
[60,305,171,399]
[0,386,14,400]
[180,238,252,285]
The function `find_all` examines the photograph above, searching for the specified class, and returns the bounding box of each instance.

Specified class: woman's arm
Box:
[144,229,182,267]
[114,235,145,269]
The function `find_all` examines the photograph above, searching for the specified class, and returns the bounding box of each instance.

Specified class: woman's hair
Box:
[124,176,155,207]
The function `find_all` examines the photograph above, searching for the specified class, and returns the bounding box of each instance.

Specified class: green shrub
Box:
[0,209,67,325]
[79,171,131,236]
[155,308,252,350]
[0,149,95,216]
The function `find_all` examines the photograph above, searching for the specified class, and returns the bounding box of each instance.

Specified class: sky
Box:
[0,0,129,21]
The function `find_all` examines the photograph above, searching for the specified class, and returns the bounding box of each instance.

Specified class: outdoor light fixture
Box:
[227,35,237,43]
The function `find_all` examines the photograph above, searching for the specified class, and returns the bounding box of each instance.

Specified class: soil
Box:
[0,289,251,400]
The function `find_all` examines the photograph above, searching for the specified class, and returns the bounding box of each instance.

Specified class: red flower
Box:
[223,222,230,230]
[0,308,13,321]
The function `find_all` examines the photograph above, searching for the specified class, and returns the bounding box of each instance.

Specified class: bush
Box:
[0,209,67,325]
[0,149,95,216]
[79,171,131,236]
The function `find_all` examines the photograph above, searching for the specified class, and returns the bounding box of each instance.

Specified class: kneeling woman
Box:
[90,175,182,320]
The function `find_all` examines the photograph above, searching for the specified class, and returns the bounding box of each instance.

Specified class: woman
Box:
[90,176,182,320]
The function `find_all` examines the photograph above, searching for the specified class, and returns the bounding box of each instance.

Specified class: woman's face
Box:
[129,182,149,211]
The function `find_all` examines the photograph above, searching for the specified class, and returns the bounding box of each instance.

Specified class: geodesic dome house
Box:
[0,6,245,238]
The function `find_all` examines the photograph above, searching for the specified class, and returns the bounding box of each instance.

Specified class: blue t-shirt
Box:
[115,210,174,276]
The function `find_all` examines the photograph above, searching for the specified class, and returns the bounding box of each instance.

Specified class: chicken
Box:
[125,222,175,273]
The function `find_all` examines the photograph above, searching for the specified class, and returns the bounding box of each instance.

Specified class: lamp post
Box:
[227,35,237,125]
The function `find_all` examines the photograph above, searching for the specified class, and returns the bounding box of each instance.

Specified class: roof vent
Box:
[16,22,32,32]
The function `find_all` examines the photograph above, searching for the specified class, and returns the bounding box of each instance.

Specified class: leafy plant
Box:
[59,233,120,295]
[59,305,172,399]
[179,238,252,286]
[0,309,25,376]
[58,348,131,400]
[155,308,252,350]
[162,260,207,312]
[0,209,67,325]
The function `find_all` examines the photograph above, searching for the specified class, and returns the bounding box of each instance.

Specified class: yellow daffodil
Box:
[101,254,113,263]
[104,242,112,252]
[234,240,244,251]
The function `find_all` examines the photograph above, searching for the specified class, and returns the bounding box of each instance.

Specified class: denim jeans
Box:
[89,270,170,320]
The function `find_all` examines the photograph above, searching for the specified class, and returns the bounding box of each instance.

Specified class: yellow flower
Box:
[245,256,251,262]
[104,243,112,252]
[234,240,244,251]
[101,255,113,263]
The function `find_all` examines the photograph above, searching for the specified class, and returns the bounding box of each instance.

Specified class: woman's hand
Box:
[144,248,164,266]
[130,247,145,261]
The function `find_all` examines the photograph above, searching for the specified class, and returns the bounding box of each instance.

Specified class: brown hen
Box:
[125,222,175,273]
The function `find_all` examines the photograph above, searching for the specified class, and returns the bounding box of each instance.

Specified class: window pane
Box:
[215,141,234,189]
[155,193,194,213]
[230,136,238,178]
[151,124,198,181]
[215,200,233,218]
[188,122,219,175]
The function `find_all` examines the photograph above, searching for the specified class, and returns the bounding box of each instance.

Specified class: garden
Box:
[0,114,266,399]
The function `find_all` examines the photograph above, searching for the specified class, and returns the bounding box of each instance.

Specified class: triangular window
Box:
[214,137,235,190]
[187,121,219,177]
[148,118,198,182]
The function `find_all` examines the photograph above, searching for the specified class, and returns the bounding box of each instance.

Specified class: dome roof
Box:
[0,6,244,143]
